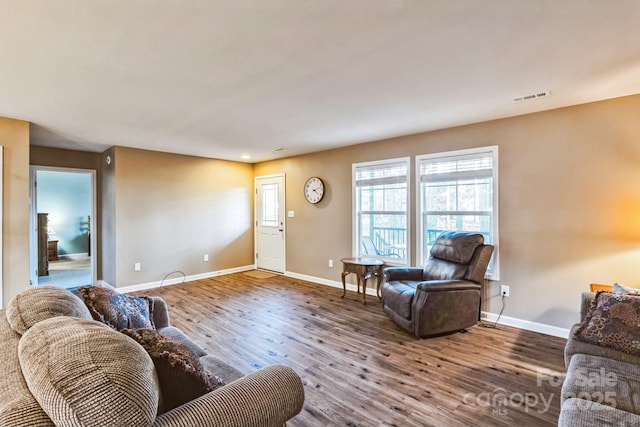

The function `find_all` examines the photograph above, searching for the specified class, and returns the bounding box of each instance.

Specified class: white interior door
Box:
[255,174,285,273]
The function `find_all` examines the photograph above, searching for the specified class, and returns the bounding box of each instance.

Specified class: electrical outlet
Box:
[204,254,209,262]
[328,259,334,268]
[134,262,141,272]
[500,284,510,297]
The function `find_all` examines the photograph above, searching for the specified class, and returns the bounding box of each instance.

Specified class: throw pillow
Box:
[613,283,640,295]
[78,285,155,330]
[574,291,640,356]
[121,328,224,412]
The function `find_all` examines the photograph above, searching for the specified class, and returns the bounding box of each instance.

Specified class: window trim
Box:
[415,146,499,279]
[352,157,411,265]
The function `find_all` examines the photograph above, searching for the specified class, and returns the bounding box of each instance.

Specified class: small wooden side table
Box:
[340,257,384,304]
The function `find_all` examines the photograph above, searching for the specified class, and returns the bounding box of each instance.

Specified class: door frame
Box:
[29,166,97,287]
[254,173,286,273]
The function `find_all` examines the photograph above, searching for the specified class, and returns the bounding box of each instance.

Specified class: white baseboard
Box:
[481,312,570,338]
[284,271,380,296]
[113,265,256,293]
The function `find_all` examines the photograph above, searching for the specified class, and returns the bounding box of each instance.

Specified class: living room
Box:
[2,1,640,425]
[21,92,640,337]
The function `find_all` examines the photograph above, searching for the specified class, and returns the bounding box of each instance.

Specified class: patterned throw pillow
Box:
[121,328,225,412]
[78,285,155,330]
[574,291,640,356]
[613,283,640,295]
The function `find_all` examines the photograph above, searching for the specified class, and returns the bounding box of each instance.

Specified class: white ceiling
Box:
[2,1,640,163]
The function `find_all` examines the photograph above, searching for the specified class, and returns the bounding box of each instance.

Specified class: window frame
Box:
[352,157,410,265]
[416,146,499,279]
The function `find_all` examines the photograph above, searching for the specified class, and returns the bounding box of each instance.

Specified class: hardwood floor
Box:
[135,272,567,426]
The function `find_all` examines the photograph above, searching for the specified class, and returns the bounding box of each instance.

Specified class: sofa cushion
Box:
[121,328,224,413]
[18,316,159,427]
[0,309,54,426]
[381,281,416,320]
[574,292,640,356]
[562,353,640,415]
[559,398,640,426]
[78,285,155,330]
[6,286,92,335]
[200,355,244,384]
[429,231,483,264]
[158,326,207,357]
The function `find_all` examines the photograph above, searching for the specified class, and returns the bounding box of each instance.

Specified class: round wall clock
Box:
[304,177,325,204]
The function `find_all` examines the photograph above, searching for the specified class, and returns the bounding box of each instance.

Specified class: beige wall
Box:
[255,94,640,329]
[0,117,30,306]
[101,147,116,285]
[28,144,255,290]
[108,147,254,287]
[30,146,101,170]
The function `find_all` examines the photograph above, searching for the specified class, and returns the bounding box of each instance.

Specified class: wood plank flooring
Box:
[134,272,567,427]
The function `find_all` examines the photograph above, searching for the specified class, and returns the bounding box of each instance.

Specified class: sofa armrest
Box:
[150,297,171,329]
[152,365,304,427]
[383,267,424,282]
[416,280,481,292]
[580,291,597,322]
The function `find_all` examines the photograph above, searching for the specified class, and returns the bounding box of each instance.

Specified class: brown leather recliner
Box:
[381,231,494,338]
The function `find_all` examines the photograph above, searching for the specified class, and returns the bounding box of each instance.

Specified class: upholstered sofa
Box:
[0,285,304,427]
[560,290,640,425]
[381,231,493,338]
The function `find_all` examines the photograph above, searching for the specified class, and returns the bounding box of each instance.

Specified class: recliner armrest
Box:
[416,280,481,292]
[383,267,424,282]
[153,365,304,427]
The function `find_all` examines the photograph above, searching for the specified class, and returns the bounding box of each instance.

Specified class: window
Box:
[417,146,498,278]
[353,158,409,264]
[261,183,279,227]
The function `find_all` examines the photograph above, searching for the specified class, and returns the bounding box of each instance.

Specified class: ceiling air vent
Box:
[512,90,551,103]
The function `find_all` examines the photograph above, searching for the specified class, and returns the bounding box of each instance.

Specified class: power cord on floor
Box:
[480,293,506,329]
[160,270,186,287]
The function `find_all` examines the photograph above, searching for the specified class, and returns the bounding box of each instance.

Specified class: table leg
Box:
[361,275,367,304]
[341,271,348,299]
[376,271,382,299]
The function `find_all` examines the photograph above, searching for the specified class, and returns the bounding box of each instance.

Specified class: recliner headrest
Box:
[430,232,484,264]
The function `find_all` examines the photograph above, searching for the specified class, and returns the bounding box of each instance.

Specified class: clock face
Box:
[304,177,325,204]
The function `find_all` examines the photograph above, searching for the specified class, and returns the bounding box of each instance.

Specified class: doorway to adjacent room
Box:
[29,167,96,289]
